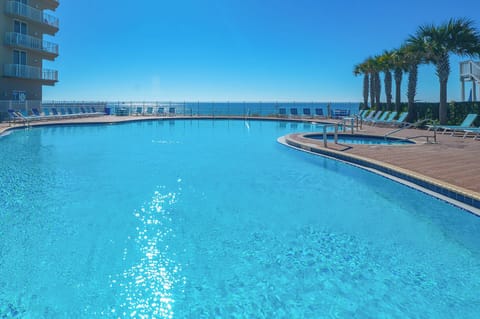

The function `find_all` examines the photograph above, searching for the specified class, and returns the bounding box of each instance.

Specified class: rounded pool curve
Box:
[0,119,479,318]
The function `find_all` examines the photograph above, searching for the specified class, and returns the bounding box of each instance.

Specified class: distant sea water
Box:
[108,102,361,116]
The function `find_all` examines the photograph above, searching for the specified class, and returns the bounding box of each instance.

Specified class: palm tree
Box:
[412,18,480,124]
[363,57,378,108]
[364,57,381,108]
[391,48,408,112]
[378,51,395,110]
[401,42,425,123]
[353,62,370,109]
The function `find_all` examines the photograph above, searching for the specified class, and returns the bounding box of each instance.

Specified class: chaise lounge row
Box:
[8,106,105,123]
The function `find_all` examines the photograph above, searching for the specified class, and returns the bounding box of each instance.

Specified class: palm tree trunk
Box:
[394,68,402,112]
[437,53,450,124]
[363,74,369,108]
[370,73,375,108]
[406,64,418,123]
[384,70,392,110]
[374,72,381,108]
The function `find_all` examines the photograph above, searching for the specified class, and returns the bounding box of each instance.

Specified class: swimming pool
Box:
[305,133,415,145]
[0,119,479,318]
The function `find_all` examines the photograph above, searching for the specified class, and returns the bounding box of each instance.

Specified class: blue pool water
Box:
[306,133,415,145]
[0,119,479,318]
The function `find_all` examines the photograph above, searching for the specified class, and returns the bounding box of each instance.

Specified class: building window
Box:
[13,50,27,65]
[12,91,27,101]
[14,20,27,35]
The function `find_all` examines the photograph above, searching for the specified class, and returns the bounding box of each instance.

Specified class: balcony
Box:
[40,0,59,10]
[5,1,59,33]
[4,64,58,83]
[5,32,58,58]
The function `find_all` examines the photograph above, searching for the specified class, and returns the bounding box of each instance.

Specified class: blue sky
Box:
[43,0,480,102]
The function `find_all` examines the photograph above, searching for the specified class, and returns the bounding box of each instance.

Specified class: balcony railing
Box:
[5,1,59,30]
[4,64,58,82]
[5,32,58,56]
[460,61,480,82]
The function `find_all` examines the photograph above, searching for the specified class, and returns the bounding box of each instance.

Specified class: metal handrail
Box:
[384,119,436,143]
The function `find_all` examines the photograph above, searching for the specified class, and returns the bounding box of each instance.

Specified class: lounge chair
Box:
[428,113,478,135]
[90,106,105,115]
[362,110,379,122]
[157,107,165,116]
[332,109,350,119]
[387,112,409,127]
[145,106,154,115]
[461,127,480,139]
[278,108,287,117]
[134,106,143,115]
[368,111,390,125]
[50,107,70,119]
[302,108,312,117]
[364,110,384,124]
[314,108,324,117]
[168,107,176,116]
[7,109,24,123]
[30,108,52,120]
[372,111,398,126]
[290,108,298,117]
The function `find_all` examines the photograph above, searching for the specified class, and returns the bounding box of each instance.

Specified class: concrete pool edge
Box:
[279,135,480,216]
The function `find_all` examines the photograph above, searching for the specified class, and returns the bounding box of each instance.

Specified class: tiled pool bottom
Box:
[1,120,480,318]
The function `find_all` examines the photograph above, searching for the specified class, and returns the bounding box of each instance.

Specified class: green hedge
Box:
[360,102,480,125]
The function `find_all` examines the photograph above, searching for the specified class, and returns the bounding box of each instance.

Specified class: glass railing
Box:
[5,32,59,55]
[4,64,58,81]
[5,1,59,29]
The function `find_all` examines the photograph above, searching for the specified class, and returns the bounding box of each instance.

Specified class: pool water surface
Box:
[0,119,479,318]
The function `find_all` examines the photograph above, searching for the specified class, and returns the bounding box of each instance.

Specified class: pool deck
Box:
[1,115,479,209]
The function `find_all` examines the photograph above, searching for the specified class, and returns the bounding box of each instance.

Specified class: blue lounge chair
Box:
[302,108,312,117]
[364,110,384,124]
[7,109,24,123]
[157,107,165,116]
[314,108,324,117]
[31,108,51,120]
[372,111,398,126]
[134,106,143,115]
[290,108,298,117]
[332,109,350,119]
[388,112,409,127]
[145,106,154,115]
[168,107,176,116]
[278,108,287,117]
[362,110,378,122]
[368,111,390,125]
[461,127,480,139]
[429,113,478,135]
[90,106,105,115]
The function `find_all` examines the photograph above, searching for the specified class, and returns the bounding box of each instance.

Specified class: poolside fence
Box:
[0,101,360,122]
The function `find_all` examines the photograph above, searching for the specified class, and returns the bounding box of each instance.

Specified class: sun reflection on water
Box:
[110,186,184,319]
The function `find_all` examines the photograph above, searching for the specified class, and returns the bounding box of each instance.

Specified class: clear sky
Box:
[43,0,480,102]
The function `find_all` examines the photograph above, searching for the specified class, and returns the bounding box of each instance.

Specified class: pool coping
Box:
[279,134,480,216]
